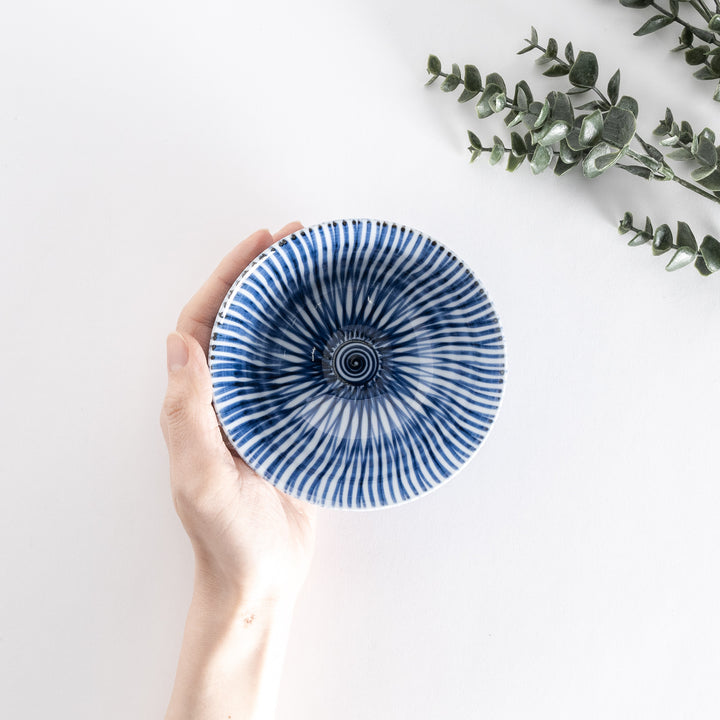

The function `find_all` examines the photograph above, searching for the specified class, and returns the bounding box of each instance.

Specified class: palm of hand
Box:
[163,222,317,604]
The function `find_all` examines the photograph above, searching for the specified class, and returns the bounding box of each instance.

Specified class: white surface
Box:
[2,1,720,717]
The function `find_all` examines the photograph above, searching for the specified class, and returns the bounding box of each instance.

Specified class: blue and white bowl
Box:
[209,219,505,509]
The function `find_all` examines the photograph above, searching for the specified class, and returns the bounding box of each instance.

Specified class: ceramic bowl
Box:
[209,219,505,509]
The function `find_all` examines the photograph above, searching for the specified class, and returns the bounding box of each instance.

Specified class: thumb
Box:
[160,332,233,485]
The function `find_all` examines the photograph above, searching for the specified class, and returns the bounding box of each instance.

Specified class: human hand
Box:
[160,222,317,609]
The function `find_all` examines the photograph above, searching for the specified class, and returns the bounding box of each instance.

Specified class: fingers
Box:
[177,223,304,353]
[273,221,303,242]
[160,332,235,499]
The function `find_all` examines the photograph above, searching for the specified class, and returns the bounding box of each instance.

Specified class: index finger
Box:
[177,222,303,352]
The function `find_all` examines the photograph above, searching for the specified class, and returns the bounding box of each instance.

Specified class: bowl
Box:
[209,219,505,509]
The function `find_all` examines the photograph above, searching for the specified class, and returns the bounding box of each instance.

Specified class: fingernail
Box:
[166,332,188,372]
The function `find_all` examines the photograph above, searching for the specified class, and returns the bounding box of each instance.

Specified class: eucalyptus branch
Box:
[426,29,720,202]
[425,28,720,278]
[619,0,720,100]
[618,212,720,274]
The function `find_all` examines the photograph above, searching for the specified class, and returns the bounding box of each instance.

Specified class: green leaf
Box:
[666,246,697,271]
[467,130,483,151]
[458,65,482,102]
[698,169,720,190]
[691,165,717,181]
[685,45,710,65]
[695,254,713,276]
[634,14,674,36]
[515,80,533,107]
[534,99,551,129]
[582,141,622,178]
[628,232,651,246]
[645,216,654,237]
[579,110,603,147]
[714,81,720,102]
[510,131,527,156]
[666,147,695,160]
[543,63,570,77]
[515,83,530,112]
[679,121,694,143]
[536,38,559,65]
[476,84,504,118]
[451,63,461,78]
[489,138,505,165]
[676,221,698,251]
[441,74,460,92]
[537,120,571,146]
[559,139,581,163]
[554,158,578,175]
[602,106,637,148]
[695,135,718,166]
[568,51,599,88]
[485,72,506,94]
[635,135,664,163]
[616,95,639,118]
[506,153,525,172]
[530,144,553,174]
[693,66,720,80]
[504,110,523,128]
[566,127,583,152]
[530,26,538,45]
[550,92,574,125]
[709,14,720,32]
[652,224,673,255]
[700,127,716,144]
[617,163,654,178]
[618,211,634,234]
[607,69,621,105]
[427,55,442,75]
[565,42,575,65]
[620,0,653,6]
[700,234,720,271]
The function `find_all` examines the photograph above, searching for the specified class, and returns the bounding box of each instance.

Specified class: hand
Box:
[160,222,317,606]
[161,223,318,720]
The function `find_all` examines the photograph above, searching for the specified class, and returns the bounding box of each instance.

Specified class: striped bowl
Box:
[209,219,505,509]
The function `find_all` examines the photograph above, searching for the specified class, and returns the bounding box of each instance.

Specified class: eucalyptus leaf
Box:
[691,164,717,181]
[537,120,571,146]
[666,246,696,271]
[685,45,710,65]
[506,152,525,172]
[619,0,653,6]
[467,130,483,151]
[579,110,603,147]
[535,38,559,65]
[441,74,461,92]
[645,216,653,237]
[698,169,720,190]
[695,254,713,276]
[559,139,581,163]
[667,147,695,160]
[427,55,442,75]
[554,158,578,175]
[608,69,621,105]
[582,141,622,178]
[530,26,539,45]
[694,66,720,80]
[617,163,654,178]
[700,235,720,271]
[566,127,583,152]
[535,99,551,129]
[709,14,720,32]
[634,15,674,36]
[695,135,718,167]
[602,106,637,148]
[699,127,716,144]
[616,95,639,118]
[530,144,553,174]
[565,42,575,65]
[510,131,527,156]
[451,63,462,78]
[619,211,634,234]
[489,139,505,165]
[628,233,651,246]
[485,72,506,93]
[543,64,570,77]
[568,51,599,88]
[652,224,673,255]
[550,92,574,125]
[676,221,698,251]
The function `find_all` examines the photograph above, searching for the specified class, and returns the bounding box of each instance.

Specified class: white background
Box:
[2,1,720,717]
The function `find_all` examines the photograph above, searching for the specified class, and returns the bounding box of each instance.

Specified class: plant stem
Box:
[690,0,712,22]
[650,1,720,45]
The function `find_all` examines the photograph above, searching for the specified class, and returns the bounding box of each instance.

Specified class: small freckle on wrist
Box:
[243,613,255,626]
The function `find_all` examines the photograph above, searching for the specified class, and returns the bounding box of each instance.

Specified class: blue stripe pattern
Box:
[209,219,505,509]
